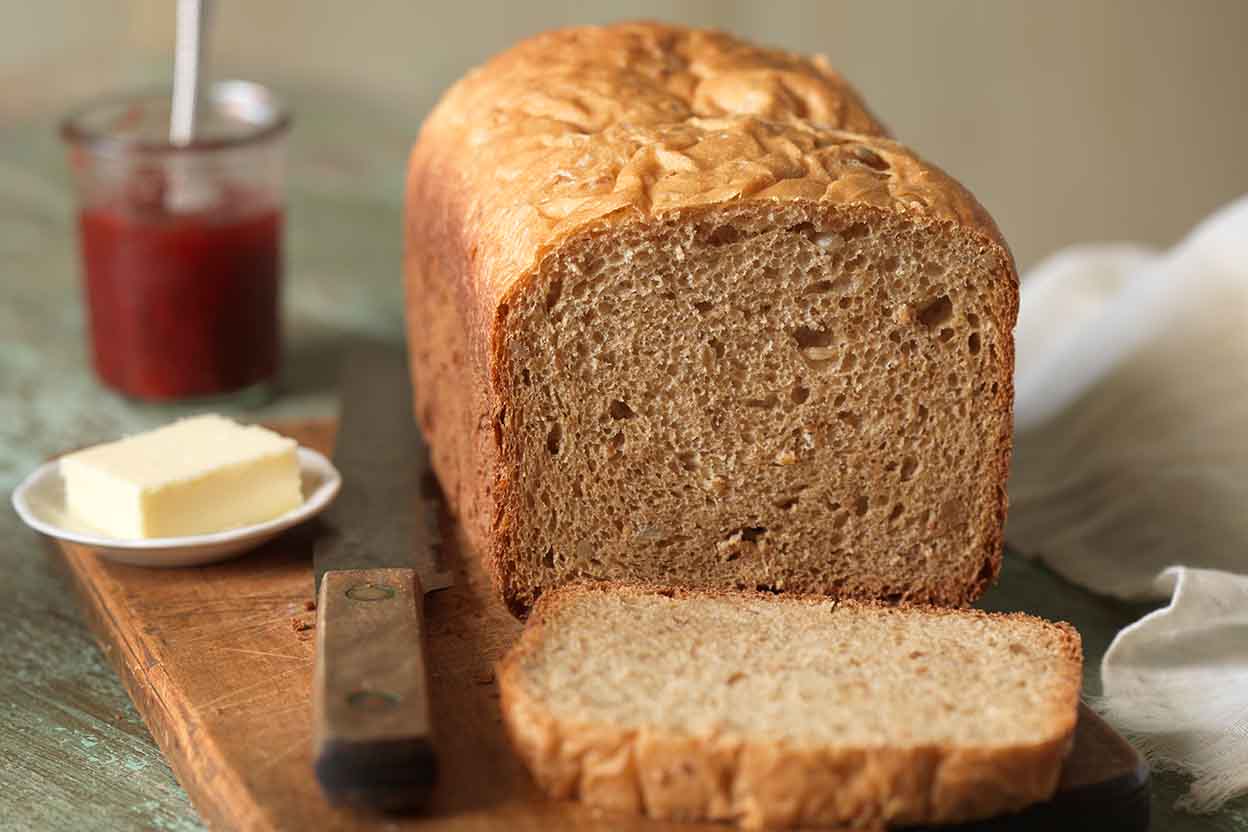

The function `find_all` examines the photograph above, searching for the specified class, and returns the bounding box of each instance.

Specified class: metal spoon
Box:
[168,0,215,211]
[170,0,212,145]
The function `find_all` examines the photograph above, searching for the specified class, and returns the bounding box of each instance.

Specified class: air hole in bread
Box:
[705,225,742,246]
[939,327,955,342]
[854,495,869,516]
[788,221,816,239]
[790,383,810,405]
[793,326,834,349]
[918,295,954,328]
[842,222,870,241]
[794,327,838,368]
[546,423,562,455]
[744,394,779,409]
[836,411,861,429]
[968,332,982,355]
[888,503,905,524]
[609,400,636,420]
[741,526,768,543]
[545,277,563,312]
[900,456,919,482]
[693,300,714,314]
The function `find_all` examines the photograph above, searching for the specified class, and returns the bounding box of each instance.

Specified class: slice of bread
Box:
[499,583,1082,829]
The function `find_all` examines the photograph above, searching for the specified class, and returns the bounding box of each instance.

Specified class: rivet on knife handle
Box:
[313,566,436,810]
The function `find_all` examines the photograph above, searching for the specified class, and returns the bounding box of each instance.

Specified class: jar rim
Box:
[60,80,291,155]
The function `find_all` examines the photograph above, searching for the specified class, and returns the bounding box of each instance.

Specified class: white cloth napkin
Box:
[1007,196,1248,811]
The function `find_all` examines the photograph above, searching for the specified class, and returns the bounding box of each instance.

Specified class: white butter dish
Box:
[11,447,340,567]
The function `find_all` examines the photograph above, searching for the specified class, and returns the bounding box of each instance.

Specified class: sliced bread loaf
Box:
[499,583,1082,829]
[405,22,1018,616]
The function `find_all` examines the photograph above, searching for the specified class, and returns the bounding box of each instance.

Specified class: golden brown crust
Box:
[405,21,1019,615]
[498,582,1083,829]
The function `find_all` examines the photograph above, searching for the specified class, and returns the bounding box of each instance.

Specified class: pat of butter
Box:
[60,415,302,539]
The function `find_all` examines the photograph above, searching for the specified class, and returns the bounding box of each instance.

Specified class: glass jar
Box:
[61,81,291,403]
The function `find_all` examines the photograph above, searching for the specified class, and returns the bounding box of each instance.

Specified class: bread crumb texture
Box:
[500,584,1082,829]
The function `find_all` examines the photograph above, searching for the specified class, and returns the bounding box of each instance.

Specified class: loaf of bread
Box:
[405,22,1018,616]
[500,583,1082,829]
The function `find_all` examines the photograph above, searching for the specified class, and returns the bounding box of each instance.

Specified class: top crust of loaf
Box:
[411,20,1012,317]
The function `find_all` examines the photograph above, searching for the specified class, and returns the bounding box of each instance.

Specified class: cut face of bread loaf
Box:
[500,584,1083,829]
[405,22,1018,615]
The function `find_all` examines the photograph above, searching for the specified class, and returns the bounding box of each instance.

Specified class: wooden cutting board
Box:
[52,420,1149,831]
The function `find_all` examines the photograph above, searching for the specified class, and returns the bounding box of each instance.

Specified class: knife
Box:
[312,343,453,811]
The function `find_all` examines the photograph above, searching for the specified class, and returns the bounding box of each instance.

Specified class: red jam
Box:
[78,184,281,401]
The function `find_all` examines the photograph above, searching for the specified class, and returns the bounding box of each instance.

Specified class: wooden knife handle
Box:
[313,567,436,811]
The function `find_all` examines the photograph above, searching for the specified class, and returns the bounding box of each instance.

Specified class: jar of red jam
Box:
[61,81,290,403]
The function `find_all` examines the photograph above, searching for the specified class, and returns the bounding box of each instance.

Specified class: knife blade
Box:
[312,342,452,812]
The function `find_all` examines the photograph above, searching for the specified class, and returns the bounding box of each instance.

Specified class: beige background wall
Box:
[5,0,1246,271]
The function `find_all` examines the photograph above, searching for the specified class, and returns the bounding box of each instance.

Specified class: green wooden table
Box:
[1,79,1244,831]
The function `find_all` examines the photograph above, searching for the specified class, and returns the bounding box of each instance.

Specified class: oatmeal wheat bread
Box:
[500,583,1083,830]
[404,21,1019,616]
